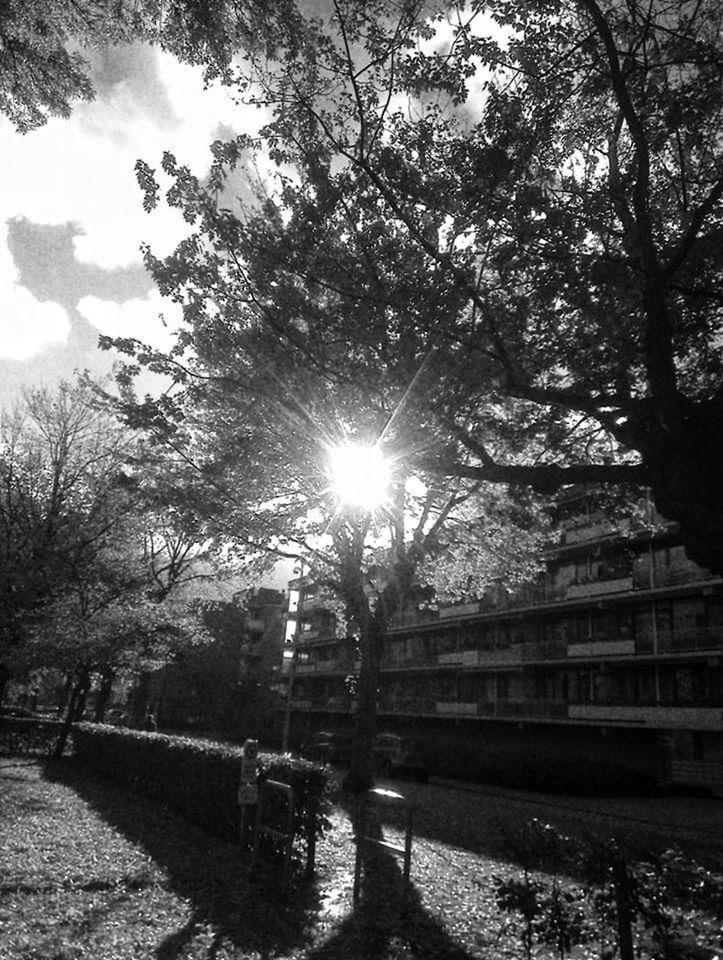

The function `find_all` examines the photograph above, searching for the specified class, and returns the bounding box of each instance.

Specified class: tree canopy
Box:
[127,0,723,571]
[0,382,212,730]
[105,169,547,786]
[0,0,295,132]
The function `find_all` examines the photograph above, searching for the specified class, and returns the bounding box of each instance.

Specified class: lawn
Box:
[1,757,721,960]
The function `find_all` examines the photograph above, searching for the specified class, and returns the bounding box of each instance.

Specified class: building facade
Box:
[283,494,723,795]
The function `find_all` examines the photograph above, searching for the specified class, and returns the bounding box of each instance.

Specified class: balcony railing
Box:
[494,698,569,720]
[633,565,717,589]
[435,701,479,717]
[566,577,634,599]
[634,627,722,655]
[569,703,723,729]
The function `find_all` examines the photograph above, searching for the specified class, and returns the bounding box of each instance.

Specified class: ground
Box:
[1,757,722,959]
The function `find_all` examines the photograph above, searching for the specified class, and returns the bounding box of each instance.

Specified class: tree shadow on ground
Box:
[373,776,723,874]
[43,758,321,959]
[43,760,485,959]
[303,791,483,960]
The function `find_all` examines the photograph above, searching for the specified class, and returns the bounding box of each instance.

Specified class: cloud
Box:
[77,289,183,352]
[0,224,70,361]
[0,45,266,271]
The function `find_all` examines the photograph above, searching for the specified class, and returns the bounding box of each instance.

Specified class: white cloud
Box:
[0,224,70,360]
[77,290,183,352]
[0,45,266,271]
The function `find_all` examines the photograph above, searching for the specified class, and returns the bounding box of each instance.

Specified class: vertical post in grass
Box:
[613,858,634,960]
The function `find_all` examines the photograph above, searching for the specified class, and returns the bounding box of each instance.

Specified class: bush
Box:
[71,723,333,875]
[0,717,64,756]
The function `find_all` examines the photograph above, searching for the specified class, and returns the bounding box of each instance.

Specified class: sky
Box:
[0,42,265,408]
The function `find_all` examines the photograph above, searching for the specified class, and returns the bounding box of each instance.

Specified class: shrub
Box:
[0,717,64,756]
[71,723,333,875]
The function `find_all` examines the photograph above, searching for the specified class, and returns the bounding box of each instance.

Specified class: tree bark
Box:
[93,670,115,722]
[345,616,382,794]
[53,666,91,758]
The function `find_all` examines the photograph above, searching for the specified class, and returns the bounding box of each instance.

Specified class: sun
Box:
[328,443,391,511]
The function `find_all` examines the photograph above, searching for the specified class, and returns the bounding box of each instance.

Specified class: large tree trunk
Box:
[53,666,91,758]
[93,670,115,723]
[345,617,383,794]
[642,401,723,575]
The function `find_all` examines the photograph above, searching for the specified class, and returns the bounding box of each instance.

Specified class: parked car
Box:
[373,733,429,783]
[301,730,353,766]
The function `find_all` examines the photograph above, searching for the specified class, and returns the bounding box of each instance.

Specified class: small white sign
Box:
[238,783,258,805]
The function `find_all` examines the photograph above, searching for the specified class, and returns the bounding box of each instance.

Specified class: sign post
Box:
[238,738,259,850]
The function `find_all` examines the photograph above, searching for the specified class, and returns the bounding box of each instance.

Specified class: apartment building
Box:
[282,494,723,796]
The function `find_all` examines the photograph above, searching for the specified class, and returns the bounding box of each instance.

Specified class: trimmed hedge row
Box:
[71,723,334,874]
[0,717,64,756]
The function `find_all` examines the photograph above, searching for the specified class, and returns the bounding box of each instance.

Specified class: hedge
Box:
[71,723,334,875]
[0,717,65,756]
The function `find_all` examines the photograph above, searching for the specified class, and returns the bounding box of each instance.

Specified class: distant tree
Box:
[132,0,723,573]
[15,529,209,754]
[0,0,296,132]
[0,382,212,749]
[0,381,128,700]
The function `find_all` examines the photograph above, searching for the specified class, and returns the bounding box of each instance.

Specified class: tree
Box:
[0,381,129,700]
[103,257,545,789]
[15,526,209,754]
[131,0,723,572]
[0,382,212,752]
[0,0,296,132]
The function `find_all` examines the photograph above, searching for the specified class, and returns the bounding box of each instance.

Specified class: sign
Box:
[238,738,259,808]
[241,738,259,783]
[238,783,258,805]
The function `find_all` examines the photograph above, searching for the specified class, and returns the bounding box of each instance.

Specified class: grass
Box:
[1,757,722,959]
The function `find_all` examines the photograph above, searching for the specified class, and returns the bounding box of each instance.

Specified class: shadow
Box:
[42,759,487,959]
[43,759,321,960]
[301,791,482,960]
[373,776,723,872]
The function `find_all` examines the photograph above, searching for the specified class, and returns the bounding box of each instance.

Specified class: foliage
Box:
[3,759,722,959]
[0,0,296,132]
[0,382,212,735]
[128,0,723,573]
[0,382,131,685]
[494,820,723,960]
[71,722,334,874]
[105,102,551,790]
[0,716,65,756]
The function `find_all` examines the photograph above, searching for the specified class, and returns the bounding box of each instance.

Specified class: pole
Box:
[282,571,304,752]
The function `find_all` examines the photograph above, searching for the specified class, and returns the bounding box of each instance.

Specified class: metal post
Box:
[252,779,296,894]
[353,787,414,910]
[282,573,305,753]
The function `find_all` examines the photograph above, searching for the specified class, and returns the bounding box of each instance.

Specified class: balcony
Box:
[439,601,481,620]
[658,628,722,654]
[518,640,568,662]
[437,651,464,666]
[561,518,628,544]
[569,704,723,729]
[566,639,636,658]
[566,576,633,599]
[633,564,717,590]
[435,701,479,717]
[494,698,569,720]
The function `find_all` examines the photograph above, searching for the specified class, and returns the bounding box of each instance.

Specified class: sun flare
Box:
[328,443,391,511]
